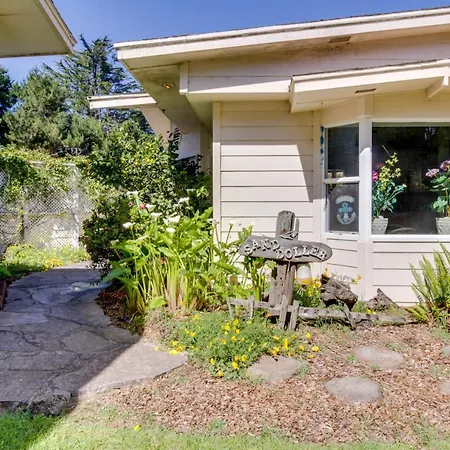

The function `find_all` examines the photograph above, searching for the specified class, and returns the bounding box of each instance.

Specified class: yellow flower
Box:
[217,370,224,377]
[282,338,289,349]
[246,320,252,325]
[263,342,268,347]
[308,353,314,359]
[169,349,180,355]
[291,335,296,339]
[305,332,311,340]
[273,336,280,341]
[133,424,142,432]
[231,335,237,342]
[221,339,227,345]
[312,346,319,352]
[210,358,215,365]
[172,341,179,347]
[235,329,240,334]
[299,345,305,351]
[154,346,160,351]
[193,315,200,321]
[232,361,239,369]
[234,355,240,361]
[241,355,247,363]
[272,346,280,355]
[190,332,196,337]
[233,319,239,326]
[223,324,231,332]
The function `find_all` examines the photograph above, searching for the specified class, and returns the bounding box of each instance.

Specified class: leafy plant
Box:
[409,243,450,328]
[426,160,450,217]
[169,312,319,378]
[293,278,322,307]
[102,193,259,314]
[372,152,406,218]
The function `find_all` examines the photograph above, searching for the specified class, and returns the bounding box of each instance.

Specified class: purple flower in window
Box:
[440,160,450,172]
[372,171,379,182]
[426,168,440,178]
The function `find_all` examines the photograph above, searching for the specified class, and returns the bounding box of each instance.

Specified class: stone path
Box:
[0,263,186,414]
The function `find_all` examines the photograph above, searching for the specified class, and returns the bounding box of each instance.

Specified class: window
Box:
[372,125,450,235]
[325,124,359,233]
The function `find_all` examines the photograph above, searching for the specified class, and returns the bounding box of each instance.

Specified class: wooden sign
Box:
[240,235,332,263]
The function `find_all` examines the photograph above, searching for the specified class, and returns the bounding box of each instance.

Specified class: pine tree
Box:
[0,67,16,145]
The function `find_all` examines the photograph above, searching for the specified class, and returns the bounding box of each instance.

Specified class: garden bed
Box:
[85,323,450,447]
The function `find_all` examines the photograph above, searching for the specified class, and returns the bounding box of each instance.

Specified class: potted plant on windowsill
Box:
[426,160,450,234]
[372,153,406,234]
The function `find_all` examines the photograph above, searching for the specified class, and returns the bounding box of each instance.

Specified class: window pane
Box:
[372,126,450,235]
[327,183,359,233]
[327,124,359,178]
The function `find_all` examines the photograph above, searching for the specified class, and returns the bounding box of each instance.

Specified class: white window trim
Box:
[324,117,450,241]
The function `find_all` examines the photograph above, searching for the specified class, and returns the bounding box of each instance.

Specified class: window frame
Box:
[323,125,360,236]
[323,119,450,241]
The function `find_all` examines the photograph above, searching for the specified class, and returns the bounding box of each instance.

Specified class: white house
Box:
[112,6,450,304]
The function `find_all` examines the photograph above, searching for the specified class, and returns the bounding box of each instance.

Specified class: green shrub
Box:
[293,279,322,308]
[169,312,319,378]
[409,243,450,328]
[2,244,89,276]
[102,195,267,314]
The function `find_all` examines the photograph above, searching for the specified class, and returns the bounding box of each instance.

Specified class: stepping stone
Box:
[443,346,450,357]
[51,301,110,328]
[53,343,187,394]
[0,331,40,352]
[439,381,450,395]
[0,370,53,404]
[0,312,48,327]
[325,376,382,404]
[2,351,78,371]
[247,356,304,384]
[353,346,405,370]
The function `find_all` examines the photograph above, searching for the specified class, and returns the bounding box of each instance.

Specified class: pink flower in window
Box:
[372,171,379,182]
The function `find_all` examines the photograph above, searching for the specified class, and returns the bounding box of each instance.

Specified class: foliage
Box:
[0,148,71,203]
[409,243,450,328]
[102,195,259,314]
[372,152,406,218]
[4,69,104,156]
[1,244,89,277]
[169,312,319,378]
[293,278,323,308]
[85,122,210,214]
[425,159,450,217]
[46,35,149,132]
[0,66,16,145]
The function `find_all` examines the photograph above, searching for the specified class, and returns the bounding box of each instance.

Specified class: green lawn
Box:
[1,411,449,450]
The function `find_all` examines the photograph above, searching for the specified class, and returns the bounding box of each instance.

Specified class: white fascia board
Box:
[89,93,157,110]
[37,0,76,51]
[291,59,450,94]
[115,8,450,66]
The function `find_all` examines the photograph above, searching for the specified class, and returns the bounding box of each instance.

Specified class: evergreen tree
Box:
[0,67,16,145]
[47,35,149,132]
[5,69,103,155]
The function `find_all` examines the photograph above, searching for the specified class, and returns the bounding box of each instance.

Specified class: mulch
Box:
[89,322,450,446]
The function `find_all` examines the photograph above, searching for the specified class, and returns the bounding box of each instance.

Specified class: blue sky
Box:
[3,0,450,81]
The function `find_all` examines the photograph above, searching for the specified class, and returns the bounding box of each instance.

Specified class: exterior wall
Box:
[188,32,450,94]
[324,237,358,281]
[214,101,314,241]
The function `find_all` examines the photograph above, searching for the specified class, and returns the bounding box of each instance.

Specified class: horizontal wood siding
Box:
[324,238,358,282]
[219,103,313,240]
[371,240,450,305]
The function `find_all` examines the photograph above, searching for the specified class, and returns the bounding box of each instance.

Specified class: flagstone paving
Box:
[0,263,186,415]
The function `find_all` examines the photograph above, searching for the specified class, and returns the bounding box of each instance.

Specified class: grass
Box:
[2,411,449,450]
[0,244,89,279]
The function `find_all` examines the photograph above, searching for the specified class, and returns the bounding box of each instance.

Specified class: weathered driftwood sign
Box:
[240,235,332,263]
[234,210,333,328]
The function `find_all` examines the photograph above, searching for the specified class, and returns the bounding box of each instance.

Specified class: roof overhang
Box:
[116,7,450,69]
[290,59,450,112]
[89,93,156,110]
[0,0,75,58]
[89,93,172,136]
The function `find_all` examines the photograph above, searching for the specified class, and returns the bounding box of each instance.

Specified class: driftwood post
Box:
[238,210,333,329]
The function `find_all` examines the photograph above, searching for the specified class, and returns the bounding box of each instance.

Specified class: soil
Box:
[96,287,130,329]
[81,322,450,446]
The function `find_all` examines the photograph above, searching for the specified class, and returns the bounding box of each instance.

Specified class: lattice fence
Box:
[0,166,92,253]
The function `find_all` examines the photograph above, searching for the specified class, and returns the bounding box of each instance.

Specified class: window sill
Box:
[324,232,359,241]
[371,234,450,242]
